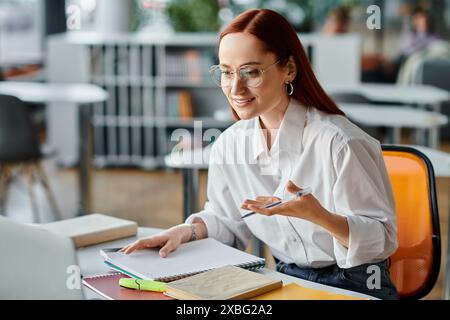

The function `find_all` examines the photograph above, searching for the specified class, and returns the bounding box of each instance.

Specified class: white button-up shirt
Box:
[186,98,398,269]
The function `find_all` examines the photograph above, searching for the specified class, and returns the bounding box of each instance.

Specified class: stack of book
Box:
[38,213,137,248]
[165,49,215,83]
[166,90,193,119]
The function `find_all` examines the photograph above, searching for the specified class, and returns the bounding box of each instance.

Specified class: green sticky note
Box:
[119,278,167,292]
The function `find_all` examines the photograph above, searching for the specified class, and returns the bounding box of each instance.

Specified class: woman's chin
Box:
[234,108,259,120]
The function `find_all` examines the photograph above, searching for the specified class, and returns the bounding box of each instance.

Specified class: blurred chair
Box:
[0,94,61,222]
[418,58,450,90]
[382,145,441,299]
[415,58,450,140]
[397,41,450,85]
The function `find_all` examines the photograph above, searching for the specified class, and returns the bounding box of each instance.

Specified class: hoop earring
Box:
[287,82,294,96]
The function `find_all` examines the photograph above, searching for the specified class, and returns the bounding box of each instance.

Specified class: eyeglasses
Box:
[209,59,281,88]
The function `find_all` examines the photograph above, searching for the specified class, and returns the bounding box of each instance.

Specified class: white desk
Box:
[409,145,450,178]
[0,82,108,104]
[328,83,450,148]
[327,83,450,106]
[0,81,109,215]
[340,103,448,145]
[165,146,210,220]
[77,227,375,300]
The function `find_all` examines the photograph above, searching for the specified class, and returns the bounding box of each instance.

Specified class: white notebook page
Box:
[102,238,265,280]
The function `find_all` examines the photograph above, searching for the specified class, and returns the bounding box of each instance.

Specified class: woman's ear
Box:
[285,56,297,82]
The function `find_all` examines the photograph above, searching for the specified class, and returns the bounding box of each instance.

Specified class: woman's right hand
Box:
[119,224,192,258]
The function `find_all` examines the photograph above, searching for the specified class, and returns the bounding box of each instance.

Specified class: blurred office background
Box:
[1,0,450,299]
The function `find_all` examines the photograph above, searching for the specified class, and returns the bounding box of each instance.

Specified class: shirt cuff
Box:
[185,212,218,242]
[333,214,387,268]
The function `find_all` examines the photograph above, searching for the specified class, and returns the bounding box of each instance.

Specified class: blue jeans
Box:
[275,259,398,300]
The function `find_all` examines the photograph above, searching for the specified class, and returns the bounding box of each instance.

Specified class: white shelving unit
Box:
[88,43,157,168]
[154,35,231,159]
[47,32,233,168]
[46,32,361,168]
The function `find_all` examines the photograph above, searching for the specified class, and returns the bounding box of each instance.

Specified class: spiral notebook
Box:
[82,273,174,300]
[100,238,266,282]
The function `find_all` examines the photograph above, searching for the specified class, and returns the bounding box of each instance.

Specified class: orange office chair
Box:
[382,145,441,299]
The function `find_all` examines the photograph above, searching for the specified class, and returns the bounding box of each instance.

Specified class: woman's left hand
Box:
[241,180,329,222]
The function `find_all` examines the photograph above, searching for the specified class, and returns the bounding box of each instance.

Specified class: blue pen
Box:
[241,187,312,219]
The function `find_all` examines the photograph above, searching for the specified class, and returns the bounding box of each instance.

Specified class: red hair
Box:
[218,9,345,119]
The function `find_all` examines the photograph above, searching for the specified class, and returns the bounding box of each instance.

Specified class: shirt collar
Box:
[251,98,307,161]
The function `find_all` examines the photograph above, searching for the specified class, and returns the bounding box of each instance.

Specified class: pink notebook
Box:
[82,273,174,300]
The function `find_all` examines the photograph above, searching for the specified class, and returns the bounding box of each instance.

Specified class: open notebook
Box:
[100,238,265,282]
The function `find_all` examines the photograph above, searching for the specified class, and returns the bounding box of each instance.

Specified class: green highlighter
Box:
[119,278,167,292]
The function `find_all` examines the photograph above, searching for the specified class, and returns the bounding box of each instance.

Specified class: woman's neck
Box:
[258,97,290,150]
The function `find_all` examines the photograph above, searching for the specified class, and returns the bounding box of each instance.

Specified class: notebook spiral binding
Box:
[155,260,266,282]
[83,272,124,280]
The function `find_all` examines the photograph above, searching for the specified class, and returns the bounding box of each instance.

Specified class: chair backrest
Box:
[419,58,450,91]
[0,94,41,162]
[416,58,450,140]
[382,145,441,299]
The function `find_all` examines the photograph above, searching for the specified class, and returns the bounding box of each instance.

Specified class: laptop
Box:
[0,216,84,299]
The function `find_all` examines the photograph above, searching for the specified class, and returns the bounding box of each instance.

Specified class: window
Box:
[0,0,43,67]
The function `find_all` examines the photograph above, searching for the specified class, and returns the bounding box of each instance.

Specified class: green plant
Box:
[130,0,144,32]
[256,0,315,31]
[167,0,221,32]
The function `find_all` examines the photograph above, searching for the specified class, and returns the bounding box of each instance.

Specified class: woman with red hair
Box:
[122,9,398,300]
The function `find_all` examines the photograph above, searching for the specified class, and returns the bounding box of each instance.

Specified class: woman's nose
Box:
[230,75,247,95]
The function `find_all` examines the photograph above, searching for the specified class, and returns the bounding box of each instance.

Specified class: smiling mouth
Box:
[233,97,256,106]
